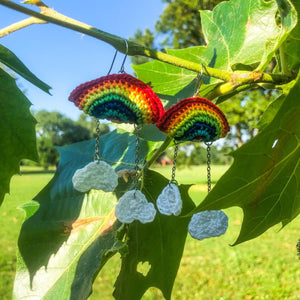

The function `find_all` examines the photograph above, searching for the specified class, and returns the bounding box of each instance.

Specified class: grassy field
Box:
[1,165,300,300]
[0,167,55,300]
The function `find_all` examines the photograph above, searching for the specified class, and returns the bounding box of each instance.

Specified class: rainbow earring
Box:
[68,42,164,126]
[69,41,163,222]
[156,66,230,238]
[156,97,229,216]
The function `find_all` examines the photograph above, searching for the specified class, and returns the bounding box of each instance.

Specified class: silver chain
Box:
[170,141,179,185]
[94,119,101,163]
[205,142,212,193]
[134,125,141,189]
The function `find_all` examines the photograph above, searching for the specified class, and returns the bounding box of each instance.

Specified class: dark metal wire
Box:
[297,239,300,259]
[94,119,101,162]
[205,141,212,193]
[170,141,179,185]
[107,50,118,75]
[134,124,141,191]
[119,40,128,73]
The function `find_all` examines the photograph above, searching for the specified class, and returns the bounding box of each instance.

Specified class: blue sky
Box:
[0,0,165,119]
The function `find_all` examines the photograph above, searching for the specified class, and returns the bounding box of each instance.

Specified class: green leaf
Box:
[138,124,167,142]
[14,130,155,299]
[231,62,260,72]
[280,0,300,72]
[201,0,296,71]
[0,44,51,93]
[18,201,40,220]
[191,74,300,245]
[133,48,204,97]
[256,94,285,131]
[113,170,195,300]
[134,0,296,104]
[133,47,216,100]
[112,123,167,142]
[0,68,38,207]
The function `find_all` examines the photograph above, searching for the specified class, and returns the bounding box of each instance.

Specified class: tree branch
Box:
[138,136,173,179]
[0,17,45,38]
[279,44,290,76]
[0,0,293,86]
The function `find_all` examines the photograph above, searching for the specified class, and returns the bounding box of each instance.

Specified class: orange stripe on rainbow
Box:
[156,97,229,142]
[69,73,164,125]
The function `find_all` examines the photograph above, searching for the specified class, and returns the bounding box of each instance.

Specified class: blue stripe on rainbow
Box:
[69,73,164,125]
[156,97,229,142]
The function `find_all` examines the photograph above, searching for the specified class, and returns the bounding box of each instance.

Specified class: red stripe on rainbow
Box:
[156,97,229,142]
[69,73,164,125]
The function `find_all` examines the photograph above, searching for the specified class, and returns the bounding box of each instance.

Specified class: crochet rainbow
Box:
[156,97,229,142]
[69,73,164,125]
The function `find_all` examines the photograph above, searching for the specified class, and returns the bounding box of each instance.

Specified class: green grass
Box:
[1,166,300,300]
[0,169,54,300]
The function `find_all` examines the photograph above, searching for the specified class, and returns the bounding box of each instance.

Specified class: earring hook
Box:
[193,63,204,96]
[119,39,128,73]
[107,49,118,75]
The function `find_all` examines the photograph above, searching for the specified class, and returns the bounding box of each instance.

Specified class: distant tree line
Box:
[27,109,234,170]
[23,110,109,169]
[164,143,233,167]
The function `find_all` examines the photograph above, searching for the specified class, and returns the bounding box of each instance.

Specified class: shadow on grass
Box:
[20,170,56,175]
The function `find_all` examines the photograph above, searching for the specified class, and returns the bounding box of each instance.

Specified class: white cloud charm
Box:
[115,190,156,224]
[156,183,182,216]
[72,161,118,193]
[188,210,228,241]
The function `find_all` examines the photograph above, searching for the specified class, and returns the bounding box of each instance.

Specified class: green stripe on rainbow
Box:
[156,97,229,142]
[69,73,164,125]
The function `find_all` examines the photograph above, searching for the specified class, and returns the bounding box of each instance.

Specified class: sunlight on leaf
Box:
[14,130,158,299]
[191,74,300,245]
[134,0,296,106]
[281,0,300,72]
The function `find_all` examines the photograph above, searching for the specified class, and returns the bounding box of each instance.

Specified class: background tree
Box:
[219,89,277,147]
[130,0,222,65]
[131,0,273,149]
[156,0,223,48]
[36,136,58,169]
[34,110,109,168]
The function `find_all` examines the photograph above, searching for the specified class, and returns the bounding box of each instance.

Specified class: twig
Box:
[0,17,45,38]
[138,136,173,179]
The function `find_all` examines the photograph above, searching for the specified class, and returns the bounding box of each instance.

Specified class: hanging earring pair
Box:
[69,40,164,224]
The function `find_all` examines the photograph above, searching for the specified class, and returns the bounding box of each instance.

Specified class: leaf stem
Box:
[279,44,290,76]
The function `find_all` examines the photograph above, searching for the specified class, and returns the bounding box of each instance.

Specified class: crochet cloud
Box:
[72,161,118,193]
